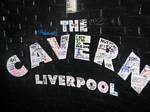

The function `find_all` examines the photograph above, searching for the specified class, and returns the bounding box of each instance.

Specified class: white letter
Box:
[30,42,52,68]
[43,75,48,85]
[59,75,66,86]
[74,34,91,61]
[86,79,97,90]
[109,83,118,96]
[118,52,150,94]
[47,75,58,85]
[77,77,85,88]
[69,20,79,32]
[47,35,70,60]
[98,81,109,94]
[60,20,69,32]
[94,38,118,71]
[80,19,88,32]
[6,55,28,77]
[66,76,76,87]
[35,74,43,84]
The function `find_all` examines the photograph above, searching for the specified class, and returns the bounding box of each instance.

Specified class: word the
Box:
[60,19,87,32]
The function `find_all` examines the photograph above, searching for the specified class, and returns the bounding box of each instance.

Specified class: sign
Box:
[5,19,150,96]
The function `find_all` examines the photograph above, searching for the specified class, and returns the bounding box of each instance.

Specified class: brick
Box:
[120,0,142,6]
[55,0,65,5]
[83,0,119,10]
[125,27,139,36]
[126,6,141,16]
[120,16,149,26]
[102,16,119,26]
[102,26,124,36]
[103,7,126,17]
[141,1,150,15]
[141,27,150,36]
[53,5,65,13]
[88,26,100,36]
[88,10,101,18]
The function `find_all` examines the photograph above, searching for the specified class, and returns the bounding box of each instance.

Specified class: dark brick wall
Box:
[0,0,150,112]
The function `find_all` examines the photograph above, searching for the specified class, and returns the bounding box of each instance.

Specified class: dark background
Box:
[1,0,150,112]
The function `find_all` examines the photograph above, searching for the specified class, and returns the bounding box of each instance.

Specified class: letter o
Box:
[86,79,97,90]
[98,81,109,93]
